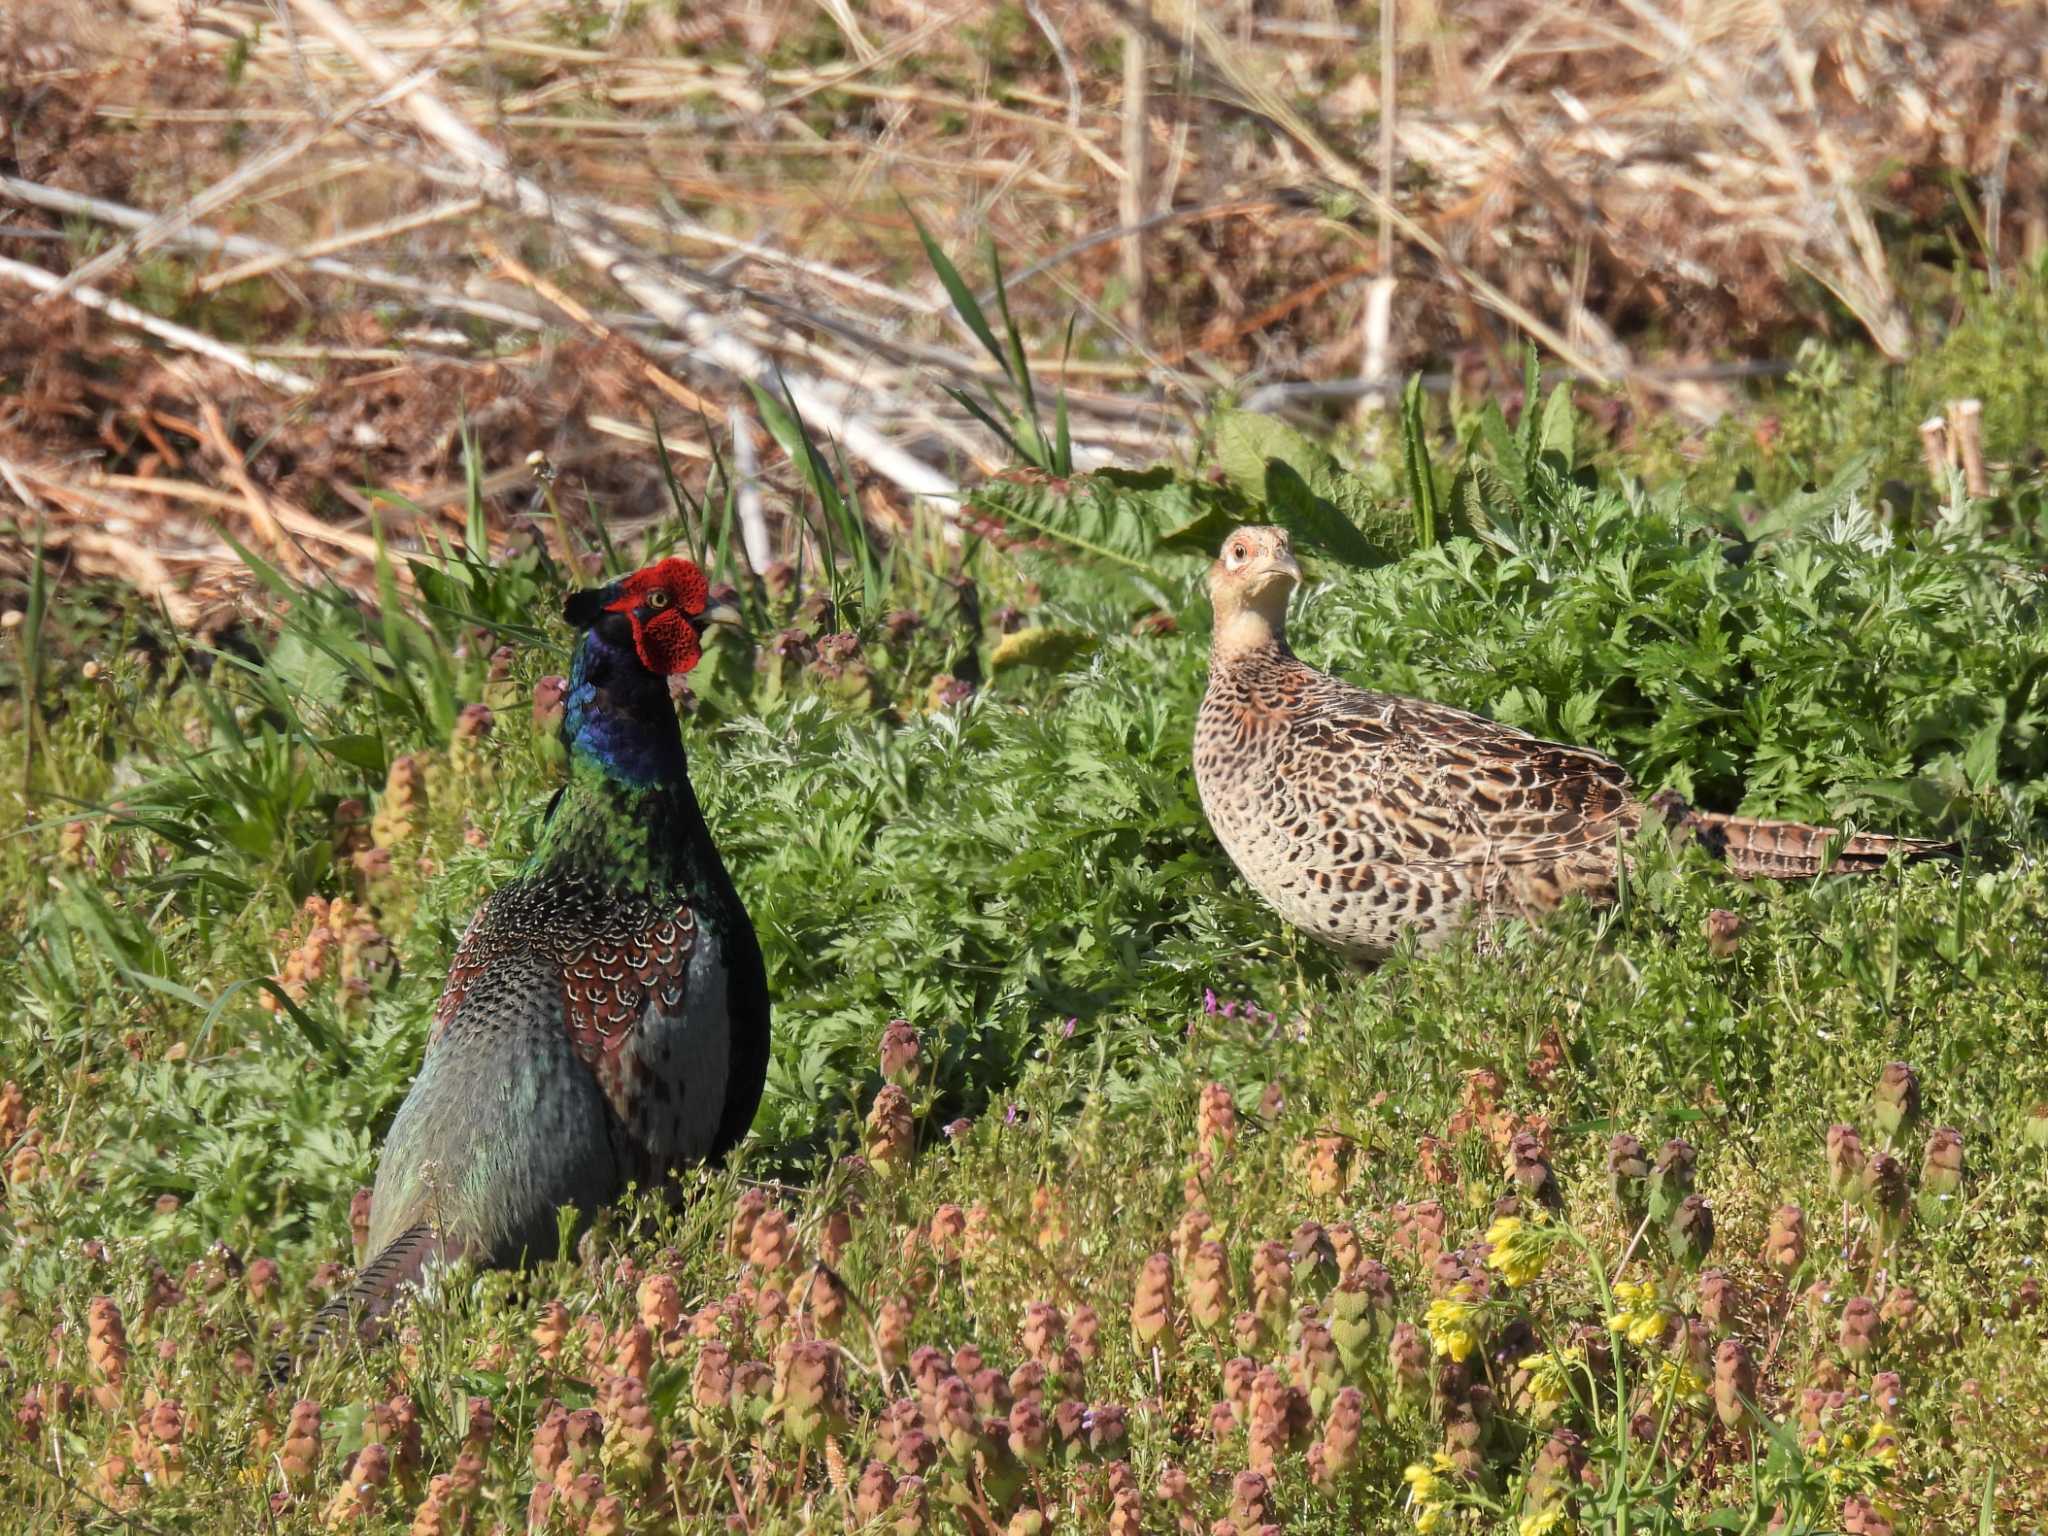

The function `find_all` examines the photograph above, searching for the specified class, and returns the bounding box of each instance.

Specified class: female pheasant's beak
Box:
[1255,544,1303,588]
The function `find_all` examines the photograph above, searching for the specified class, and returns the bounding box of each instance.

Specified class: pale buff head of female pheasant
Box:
[1207,525,1303,658]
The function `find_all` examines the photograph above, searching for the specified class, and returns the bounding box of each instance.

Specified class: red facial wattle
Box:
[631,608,701,675]
[602,558,710,676]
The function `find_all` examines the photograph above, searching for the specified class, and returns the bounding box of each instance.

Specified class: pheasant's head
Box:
[1208,525,1302,655]
[563,557,740,676]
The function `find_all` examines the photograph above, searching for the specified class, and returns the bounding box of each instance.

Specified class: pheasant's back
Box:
[1195,647,1639,958]
[434,869,740,1176]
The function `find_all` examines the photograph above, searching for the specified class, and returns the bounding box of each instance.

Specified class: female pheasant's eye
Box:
[1228,543,1247,566]
[646,589,671,610]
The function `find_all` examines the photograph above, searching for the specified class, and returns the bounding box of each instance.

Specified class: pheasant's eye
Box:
[1226,542,1247,567]
[645,589,671,610]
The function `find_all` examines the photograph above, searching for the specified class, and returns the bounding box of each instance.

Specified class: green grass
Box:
[4,283,2048,1532]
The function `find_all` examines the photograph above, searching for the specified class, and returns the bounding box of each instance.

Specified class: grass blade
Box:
[906,202,1010,380]
[1401,373,1441,548]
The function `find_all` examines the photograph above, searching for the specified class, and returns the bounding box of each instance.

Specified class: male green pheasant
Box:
[1194,525,1952,961]
[288,557,769,1367]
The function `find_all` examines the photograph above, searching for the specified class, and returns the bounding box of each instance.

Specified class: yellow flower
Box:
[1425,1286,1482,1363]
[1609,1279,1672,1346]
[1484,1212,1559,1289]
[1404,1452,1459,1532]
[1519,1508,1565,1536]
[1522,1346,1582,1413]
[1403,1452,1455,1500]
[1651,1354,1708,1407]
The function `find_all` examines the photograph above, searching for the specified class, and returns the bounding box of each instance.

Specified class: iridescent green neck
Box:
[532,623,731,899]
[530,734,722,901]
[531,754,658,868]
[561,625,686,788]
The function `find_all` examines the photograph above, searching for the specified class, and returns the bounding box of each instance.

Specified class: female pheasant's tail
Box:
[1648,790,1958,879]
[266,1224,448,1385]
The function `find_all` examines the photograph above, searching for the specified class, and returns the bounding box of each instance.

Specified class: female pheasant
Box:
[1194,525,1951,961]
[292,557,769,1365]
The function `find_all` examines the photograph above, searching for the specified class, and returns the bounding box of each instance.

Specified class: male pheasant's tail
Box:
[266,1224,448,1385]
[1648,791,1957,879]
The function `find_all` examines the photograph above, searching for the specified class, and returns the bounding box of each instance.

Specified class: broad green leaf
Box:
[265,629,349,713]
[1263,462,1400,569]
[1211,410,1338,496]
[1538,380,1576,467]
[1747,448,1879,539]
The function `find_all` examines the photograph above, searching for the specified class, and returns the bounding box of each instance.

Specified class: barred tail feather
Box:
[1683,810,1956,880]
[266,1224,449,1385]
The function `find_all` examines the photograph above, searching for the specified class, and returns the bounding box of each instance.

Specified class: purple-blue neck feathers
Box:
[560,624,687,787]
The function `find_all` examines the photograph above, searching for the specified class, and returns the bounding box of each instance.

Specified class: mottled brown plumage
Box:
[1193,525,1952,960]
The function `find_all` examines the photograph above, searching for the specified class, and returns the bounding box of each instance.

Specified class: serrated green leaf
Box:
[1264,462,1401,569]
[1538,380,1576,468]
[1473,399,1529,503]
[1211,410,1339,496]
[1517,345,1543,460]
[1747,448,1880,539]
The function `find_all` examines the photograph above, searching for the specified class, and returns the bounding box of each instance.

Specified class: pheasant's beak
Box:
[1251,546,1302,590]
[697,597,746,633]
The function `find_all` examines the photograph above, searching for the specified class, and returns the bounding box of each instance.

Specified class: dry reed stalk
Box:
[1358,0,1400,423]
[729,405,772,575]
[189,391,305,575]
[281,0,961,508]
[1919,417,1951,491]
[0,255,316,395]
[46,63,448,303]
[580,416,712,462]
[195,196,486,295]
[476,238,721,416]
[1158,0,1617,386]
[1947,400,1988,498]
[0,176,554,334]
[1120,3,1150,337]
[4,475,212,625]
[90,473,393,565]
